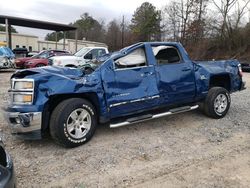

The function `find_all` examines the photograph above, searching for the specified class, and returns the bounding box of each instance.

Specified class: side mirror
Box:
[84,53,93,60]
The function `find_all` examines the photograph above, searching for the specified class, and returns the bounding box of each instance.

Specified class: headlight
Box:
[13,80,33,90]
[13,93,33,104]
[10,79,34,105]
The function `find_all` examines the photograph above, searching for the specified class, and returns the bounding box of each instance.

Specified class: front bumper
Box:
[6,112,42,139]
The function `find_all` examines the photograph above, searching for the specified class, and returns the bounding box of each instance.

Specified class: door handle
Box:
[182,67,191,71]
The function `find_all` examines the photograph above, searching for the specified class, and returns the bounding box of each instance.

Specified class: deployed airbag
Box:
[152,46,172,56]
[115,48,146,66]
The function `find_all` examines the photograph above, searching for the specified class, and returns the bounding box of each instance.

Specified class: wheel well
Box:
[42,93,100,131]
[209,74,231,91]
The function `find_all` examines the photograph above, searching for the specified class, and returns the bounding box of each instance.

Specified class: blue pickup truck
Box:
[6,42,245,147]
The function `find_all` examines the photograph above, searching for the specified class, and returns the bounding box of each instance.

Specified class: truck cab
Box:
[6,42,245,147]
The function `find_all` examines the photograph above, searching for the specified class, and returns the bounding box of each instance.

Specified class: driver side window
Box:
[114,47,147,69]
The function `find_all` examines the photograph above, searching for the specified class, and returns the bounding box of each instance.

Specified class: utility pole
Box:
[55,31,58,50]
[121,15,125,48]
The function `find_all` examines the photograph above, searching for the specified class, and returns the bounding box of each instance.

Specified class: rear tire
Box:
[203,87,231,119]
[50,98,97,148]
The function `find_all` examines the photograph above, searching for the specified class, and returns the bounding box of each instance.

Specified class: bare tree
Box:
[162,0,182,41]
[180,0,195,43]
[106,19,122,51]
[212,0,250,50]
[234,0,250,28]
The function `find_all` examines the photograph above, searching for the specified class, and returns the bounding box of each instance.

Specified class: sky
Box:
[0,0,165,39]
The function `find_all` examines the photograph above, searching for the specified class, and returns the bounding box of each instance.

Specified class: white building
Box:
[0,32,107,53]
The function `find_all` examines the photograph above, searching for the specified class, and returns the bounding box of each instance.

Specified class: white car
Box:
[50,47,109,67]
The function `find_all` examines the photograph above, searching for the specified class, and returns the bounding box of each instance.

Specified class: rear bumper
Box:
[6,111,42,139]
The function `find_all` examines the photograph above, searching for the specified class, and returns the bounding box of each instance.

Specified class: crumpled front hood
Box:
[11,66,101,98]
[11,66,84,79]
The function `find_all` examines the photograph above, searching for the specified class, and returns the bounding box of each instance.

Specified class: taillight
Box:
[238,64,243,77]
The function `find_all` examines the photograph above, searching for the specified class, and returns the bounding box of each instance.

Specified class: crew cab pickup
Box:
[6,42,245,147]
[49,47,108,67]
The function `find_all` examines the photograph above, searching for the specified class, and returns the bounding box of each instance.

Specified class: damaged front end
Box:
[5,66,101,140]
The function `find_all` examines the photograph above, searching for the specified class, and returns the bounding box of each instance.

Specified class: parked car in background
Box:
[0,138,15,188]
[6,42,245,148]
[27,51,39,57]
[49,47,108,67]
[24,50,71,68]
[15,50,71,68]
[0,47,15,69]
[241,61,250,72]
[12,47,28,58]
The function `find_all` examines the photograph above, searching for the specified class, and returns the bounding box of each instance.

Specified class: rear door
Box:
[102,45,159,118]
[152,45,196,104]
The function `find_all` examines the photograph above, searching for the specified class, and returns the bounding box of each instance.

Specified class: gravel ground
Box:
[0,69,250,188]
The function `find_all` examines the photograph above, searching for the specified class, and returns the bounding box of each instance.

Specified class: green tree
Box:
[47,13,106,43]
[45,31,64,41]
[0,24,17,33]
[130,2,162,41]
[74,13,105,42]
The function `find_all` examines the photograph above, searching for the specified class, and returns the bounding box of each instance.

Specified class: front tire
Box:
[203,87,231,119]
[50,98,97,148]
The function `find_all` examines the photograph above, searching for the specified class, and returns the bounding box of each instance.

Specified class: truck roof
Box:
[121,42,181,54]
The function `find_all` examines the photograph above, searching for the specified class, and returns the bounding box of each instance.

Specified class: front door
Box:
[102,46,159,118]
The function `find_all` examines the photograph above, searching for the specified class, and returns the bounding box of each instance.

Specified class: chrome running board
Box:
[110,105,199,128]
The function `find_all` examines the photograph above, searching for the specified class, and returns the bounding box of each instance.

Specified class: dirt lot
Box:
[0,70,250,188]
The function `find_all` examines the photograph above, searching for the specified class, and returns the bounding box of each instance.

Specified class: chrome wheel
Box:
[66,108,91,139]
[214,94,228,114]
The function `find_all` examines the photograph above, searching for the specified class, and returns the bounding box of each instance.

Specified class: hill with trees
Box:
[45,0,250,61]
